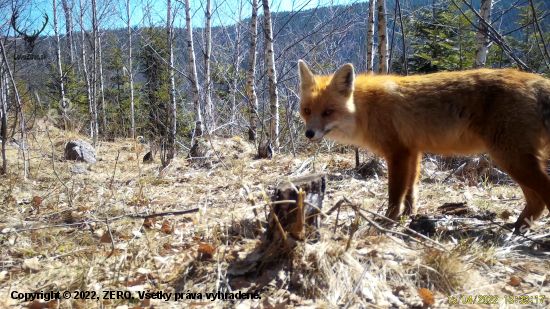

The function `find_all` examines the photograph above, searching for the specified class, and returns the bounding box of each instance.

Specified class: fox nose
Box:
[305,130,315,139]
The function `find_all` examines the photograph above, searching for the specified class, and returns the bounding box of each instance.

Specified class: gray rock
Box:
[65,140,97,164]
[70,164,89,175]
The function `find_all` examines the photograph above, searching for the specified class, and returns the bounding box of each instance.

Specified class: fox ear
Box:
[298,60,315,90]
[331,63,355,95]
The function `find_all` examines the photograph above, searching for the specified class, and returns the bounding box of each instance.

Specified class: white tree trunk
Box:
[474,0,492,68]
[0,39,28,179]
[127,0,135,139]
[91,0,99,144]
[204,0,213,133]
[167,0,176,158]
[79,0,95,141]
[53,0,67,130]
[61,0,75,65]
[246,0,258,141]
[262,0,279,149]
[185,0,202,137]
[377,0,389,74]
[366,0,375,72]
[98,35,107,133]
[231,0,243,134]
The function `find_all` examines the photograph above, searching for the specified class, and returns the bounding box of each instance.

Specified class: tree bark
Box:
[185,0,203,137]
[53,0,68,130]
[204,0,213,133]
[98,35,107,134]
[262,0,279,150]
[246,0,259,141]
[366,0,375,72]
[61,0,75,65]
[377,0,389,74]
[79,0,95,141]
[127,0,135,139]
[167,0,176,161]
[91,0,100,143]
[473,0,492,68]
[0,39,28,179]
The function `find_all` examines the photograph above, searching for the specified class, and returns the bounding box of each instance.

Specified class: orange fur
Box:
[298,60,550,233]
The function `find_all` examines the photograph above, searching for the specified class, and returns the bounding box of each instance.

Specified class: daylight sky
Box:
[2,0,359,36]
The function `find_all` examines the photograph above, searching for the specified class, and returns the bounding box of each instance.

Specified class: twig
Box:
[454,0,531,71]
[528,0,550,71]
[104,218,116,259]
[356,204,449,252]
[109,151,120,190]
[261,188,290,250]
[343,263,370,309]
[345,207,360,251]
[0,208,200,235]
[442,159,469,183]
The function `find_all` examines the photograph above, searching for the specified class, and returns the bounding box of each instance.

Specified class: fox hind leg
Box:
[403,152,421,216]
[489,152,550,233]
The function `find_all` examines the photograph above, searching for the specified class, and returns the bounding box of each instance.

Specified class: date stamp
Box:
[448,295,499,305]
[448,295,546,305]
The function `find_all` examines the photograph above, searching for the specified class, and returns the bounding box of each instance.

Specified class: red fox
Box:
[297,60,550,233]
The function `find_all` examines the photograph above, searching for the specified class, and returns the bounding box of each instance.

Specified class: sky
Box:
[1,0,359,36]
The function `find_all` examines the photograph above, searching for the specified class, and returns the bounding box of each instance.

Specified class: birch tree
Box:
[185,0,202,137]
[377,0,388,74]
[61,0,75,65]
[366,0,375,72]
[204,0,213,132]
[262,0,279,149]
[91,0,106,136]
[53,0,68,130]
[230,0,243,134]
[79,0,96,141]
[473,0,492,68]
[127,0,135,139]
[166,0,176,161]
[0,39,28,179]
[246,0,258,141]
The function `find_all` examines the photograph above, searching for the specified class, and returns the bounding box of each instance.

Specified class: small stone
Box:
[70,165,89,175]
[22,258,41,273]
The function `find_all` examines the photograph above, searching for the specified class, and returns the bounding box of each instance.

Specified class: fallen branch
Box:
[0,208,200,235]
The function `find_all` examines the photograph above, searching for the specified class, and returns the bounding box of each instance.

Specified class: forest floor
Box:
[1,118,550,309]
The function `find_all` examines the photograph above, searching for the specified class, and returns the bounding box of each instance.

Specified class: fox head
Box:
[297,60,357,143]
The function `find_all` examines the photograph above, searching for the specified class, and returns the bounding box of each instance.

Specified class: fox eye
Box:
[323,110,334,116]
[304,108,311,115]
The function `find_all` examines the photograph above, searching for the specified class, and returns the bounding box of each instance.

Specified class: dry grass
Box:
[1,119,549,309]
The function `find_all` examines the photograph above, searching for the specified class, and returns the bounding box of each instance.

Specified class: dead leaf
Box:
[418,288,435,306]
[161,220,173,234]
[144,218,157,228]
[198,242,215,255]
[123,278,144,287]
[140,299,151,307]
[77,206,90,211]
[119,233,130,240]
[100,233,112,243]
[163,243,172,250]
[500,210,513,221]
[32,196,42,207]
[508,275,521,286]
[105,250,120,256]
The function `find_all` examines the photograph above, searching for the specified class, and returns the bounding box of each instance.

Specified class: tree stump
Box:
[265,173,326,243]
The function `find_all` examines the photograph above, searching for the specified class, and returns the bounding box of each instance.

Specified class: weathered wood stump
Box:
[257,141,273,159]
[265,173,326,243]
